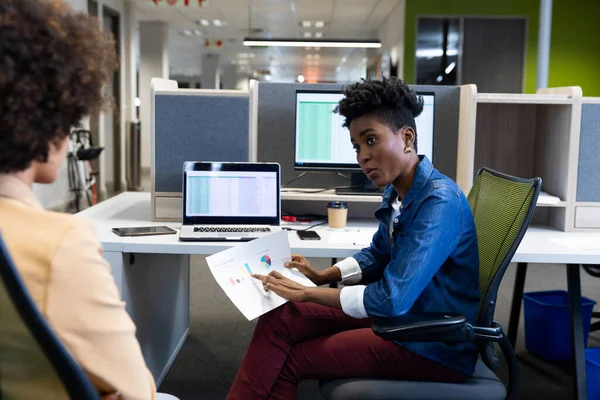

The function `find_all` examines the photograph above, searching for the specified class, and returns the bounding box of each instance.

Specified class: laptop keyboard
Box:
[193,227,271,233]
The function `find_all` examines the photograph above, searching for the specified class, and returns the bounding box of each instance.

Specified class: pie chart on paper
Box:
[260,255,272,269]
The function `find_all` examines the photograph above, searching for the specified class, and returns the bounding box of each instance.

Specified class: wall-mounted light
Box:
[243,38,382,49]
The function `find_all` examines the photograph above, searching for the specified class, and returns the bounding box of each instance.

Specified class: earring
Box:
[404,147,412,154]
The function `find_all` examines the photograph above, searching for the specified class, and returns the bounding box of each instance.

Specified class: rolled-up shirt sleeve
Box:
[334,257,362,285]
[340,285,368,318]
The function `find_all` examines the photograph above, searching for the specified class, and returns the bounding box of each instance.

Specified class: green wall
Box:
[404,0,600,96]
[548,1,600,96]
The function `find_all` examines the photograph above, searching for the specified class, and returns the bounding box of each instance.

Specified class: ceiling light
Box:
[193,29,203,36]
[416,48,459,58]
[302,21,312,28]
[445,61,456,74]
[305,47,313,50]
[303,32,312,38]
[243,38,382,49]
[336,67,341,72]
[297,74,305,83]
[315,32,323,38]
[265,75,272,81]
[182,29,192,36]
[436,75,443,82]
[238,53,249,58]
[306,54,313,60]
[249,53,255,58]
[315,21,324,28]
[314,47,321,51]
[213,19,223,27]
[237,59,249,65]
[314,54,320,60]
[341,56,347,63]
[199,19,210,26]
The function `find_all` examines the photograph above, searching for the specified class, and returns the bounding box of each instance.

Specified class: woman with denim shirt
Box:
[227,77,480,400]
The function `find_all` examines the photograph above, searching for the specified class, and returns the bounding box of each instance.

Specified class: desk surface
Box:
[81,192,600,264]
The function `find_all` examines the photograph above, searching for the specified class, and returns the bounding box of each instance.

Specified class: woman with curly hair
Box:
[227,77,480,400]
[0,1,156,399]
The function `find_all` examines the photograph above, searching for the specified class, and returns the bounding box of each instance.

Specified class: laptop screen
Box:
[182,162,281,226]
[185,171,278,218]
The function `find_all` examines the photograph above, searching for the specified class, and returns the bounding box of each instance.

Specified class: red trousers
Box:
[227,302,466,400]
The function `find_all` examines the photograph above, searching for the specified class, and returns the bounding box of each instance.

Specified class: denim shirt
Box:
[353,156,480,376]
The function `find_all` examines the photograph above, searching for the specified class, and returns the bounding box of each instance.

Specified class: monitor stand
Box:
[335,173,384,196]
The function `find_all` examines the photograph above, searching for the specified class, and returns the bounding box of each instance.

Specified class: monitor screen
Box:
[294,90,435,171]
[185,170,278,218]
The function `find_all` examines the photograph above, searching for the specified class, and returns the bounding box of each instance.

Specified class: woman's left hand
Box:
[252,271,309,302]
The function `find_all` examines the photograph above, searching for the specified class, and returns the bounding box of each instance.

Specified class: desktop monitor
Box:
[294,90,435,172]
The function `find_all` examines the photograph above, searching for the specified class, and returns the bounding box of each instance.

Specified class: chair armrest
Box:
[372,313,474,343]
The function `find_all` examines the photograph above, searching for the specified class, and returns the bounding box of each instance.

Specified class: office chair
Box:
[320,168,542,400]
[0,233,101,399]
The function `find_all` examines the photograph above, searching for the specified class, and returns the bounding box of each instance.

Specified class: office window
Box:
[416,18,460,86]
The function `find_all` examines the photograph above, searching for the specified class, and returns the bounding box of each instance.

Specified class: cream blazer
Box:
[0,175,155,400]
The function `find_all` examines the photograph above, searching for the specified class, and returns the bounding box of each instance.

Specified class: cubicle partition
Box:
[574,98,600,230]
[251,82,464,188]
[151,79,250,221]
[148,78,595,231]
[250,81,473,219]
[471,87,588,232]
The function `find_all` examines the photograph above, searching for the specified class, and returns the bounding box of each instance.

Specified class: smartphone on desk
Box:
[112,226,177,237]
[297,230,321,240]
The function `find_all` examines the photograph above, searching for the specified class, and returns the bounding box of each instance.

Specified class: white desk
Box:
[80,192,600,398]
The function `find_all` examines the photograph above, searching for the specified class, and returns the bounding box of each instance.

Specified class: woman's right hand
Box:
[284,254,324,285]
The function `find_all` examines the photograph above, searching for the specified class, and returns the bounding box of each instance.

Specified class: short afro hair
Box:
[334,77,424,151]
[0,0,117,173]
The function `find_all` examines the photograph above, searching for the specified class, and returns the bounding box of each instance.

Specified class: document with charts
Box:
[206,231,316,320]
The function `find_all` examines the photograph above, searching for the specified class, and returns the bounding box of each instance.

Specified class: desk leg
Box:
[567,264,588,400]
[508,262,528,348]
[116,252,190,387]
[330,258,338,288]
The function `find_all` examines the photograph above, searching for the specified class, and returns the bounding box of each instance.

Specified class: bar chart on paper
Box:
[206,231,315,320]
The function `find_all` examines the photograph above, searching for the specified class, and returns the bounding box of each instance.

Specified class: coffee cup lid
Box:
[328,201,348,209]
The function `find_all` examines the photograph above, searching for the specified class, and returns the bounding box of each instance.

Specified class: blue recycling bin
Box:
[523,290,596,360]
[587,348,600,400]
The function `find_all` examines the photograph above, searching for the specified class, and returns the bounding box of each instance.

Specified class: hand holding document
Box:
[206,231,315,320]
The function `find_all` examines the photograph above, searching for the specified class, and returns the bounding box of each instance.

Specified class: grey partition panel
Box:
[257,82,345,189]
[416,85,460,181]
[155,94,249,193]
[256,82,460,189]
[577,103,600,201]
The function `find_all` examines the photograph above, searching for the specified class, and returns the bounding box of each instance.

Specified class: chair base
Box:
[319,360,506,400]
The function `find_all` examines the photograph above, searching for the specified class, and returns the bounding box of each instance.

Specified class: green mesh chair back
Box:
[467,168,541,327]
[0,234,100,400]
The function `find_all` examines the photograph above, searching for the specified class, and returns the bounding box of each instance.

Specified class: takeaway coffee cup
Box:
[327,201,348,229]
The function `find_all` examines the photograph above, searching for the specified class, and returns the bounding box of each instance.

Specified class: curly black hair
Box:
[334,77,424,151]
[0,0,117,173]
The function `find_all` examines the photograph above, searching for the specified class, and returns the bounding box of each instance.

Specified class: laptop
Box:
[179,162,282,242]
